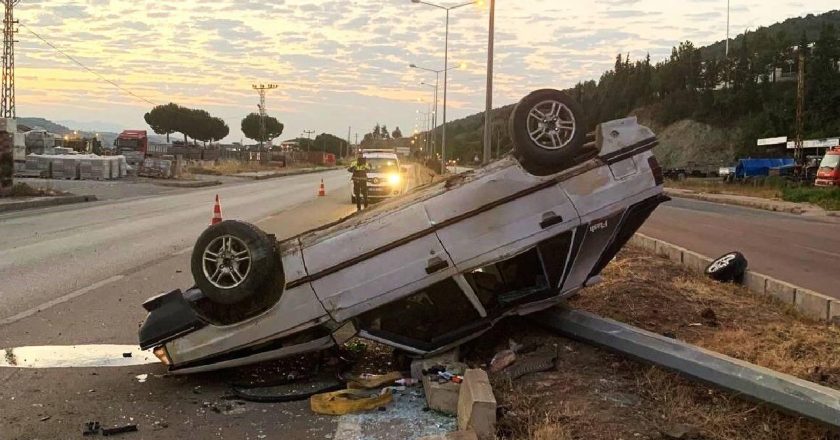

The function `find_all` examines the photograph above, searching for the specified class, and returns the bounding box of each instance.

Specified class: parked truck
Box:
[114,130,148,164]
[815,148,840,187]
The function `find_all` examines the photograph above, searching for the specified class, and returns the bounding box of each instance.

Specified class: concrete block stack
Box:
[22,155,50,177]
[138,158,173,179]
[51,156,80,180]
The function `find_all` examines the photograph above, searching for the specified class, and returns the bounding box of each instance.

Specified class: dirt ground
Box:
[459,246,840,440]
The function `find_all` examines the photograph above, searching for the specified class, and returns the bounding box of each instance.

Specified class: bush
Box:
[781,187,840,211]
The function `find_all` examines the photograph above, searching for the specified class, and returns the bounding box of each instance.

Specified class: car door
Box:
[425,163,580,274]
[301,203,456,322]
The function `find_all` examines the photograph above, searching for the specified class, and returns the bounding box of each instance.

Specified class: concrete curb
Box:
[0,195,98,213]
[665,190,808,215]
[630,233,839,323]
[155,180,222,188]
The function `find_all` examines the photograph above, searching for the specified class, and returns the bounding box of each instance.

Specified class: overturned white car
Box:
[139,90,668,374]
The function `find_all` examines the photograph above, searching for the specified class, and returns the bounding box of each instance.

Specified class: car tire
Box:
[191,220,280,305]
[509,89,587,175]
[705,251,748,283]
[351,195,356,205]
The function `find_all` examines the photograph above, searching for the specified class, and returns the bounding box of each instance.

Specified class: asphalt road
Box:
[0,168,453,440]
[0,170,349,320]
[641,197,840,299]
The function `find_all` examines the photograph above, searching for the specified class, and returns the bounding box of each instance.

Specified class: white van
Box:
[350,150,406,204]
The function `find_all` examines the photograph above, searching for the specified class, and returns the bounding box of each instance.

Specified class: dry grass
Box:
[667,178,784,200]
[575,248,840,386]
[475,247,840,440]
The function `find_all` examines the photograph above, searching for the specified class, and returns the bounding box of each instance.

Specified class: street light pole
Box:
[420,81,437,156]
[482,0,495,165]
[411,0,476,174]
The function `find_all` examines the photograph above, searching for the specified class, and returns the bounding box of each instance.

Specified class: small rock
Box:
[659,423,702,439]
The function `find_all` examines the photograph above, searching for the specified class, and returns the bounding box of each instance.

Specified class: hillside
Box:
[433,9,840,168]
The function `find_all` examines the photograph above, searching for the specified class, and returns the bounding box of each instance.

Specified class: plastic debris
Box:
[310,388,393,416]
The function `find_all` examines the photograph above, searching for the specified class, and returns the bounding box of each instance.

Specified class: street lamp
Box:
[419,81,437,155]
[410,63,458,162]
[482,0,495,165]
[410,0,477,173]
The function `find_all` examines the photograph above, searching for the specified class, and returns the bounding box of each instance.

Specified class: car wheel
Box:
[191,220,280,305]
[509,89,586,175]
[705,251,748,283]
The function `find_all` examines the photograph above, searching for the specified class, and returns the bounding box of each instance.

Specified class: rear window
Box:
[820,155,840,170]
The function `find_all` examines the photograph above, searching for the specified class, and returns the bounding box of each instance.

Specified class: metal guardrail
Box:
[532,306,840,428]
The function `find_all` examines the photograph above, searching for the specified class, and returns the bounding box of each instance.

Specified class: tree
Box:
[210,117,229,143]
[313,133,349,156]
[381,124,391,139]
[144,103,182,142]
[392,126,403,138]
[241,113,284,143]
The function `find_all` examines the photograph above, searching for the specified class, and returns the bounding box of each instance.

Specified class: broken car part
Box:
[101,424,139,436]
[139,89,668,374]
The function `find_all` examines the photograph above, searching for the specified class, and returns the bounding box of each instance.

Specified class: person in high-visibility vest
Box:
[348,155,372,211]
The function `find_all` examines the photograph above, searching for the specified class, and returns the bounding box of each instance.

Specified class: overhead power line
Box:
[19,22,158,107]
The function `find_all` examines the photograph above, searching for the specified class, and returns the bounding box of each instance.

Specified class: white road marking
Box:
[0,275,125,326]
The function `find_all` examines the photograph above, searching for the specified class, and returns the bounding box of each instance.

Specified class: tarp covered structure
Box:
[735,158,795,178]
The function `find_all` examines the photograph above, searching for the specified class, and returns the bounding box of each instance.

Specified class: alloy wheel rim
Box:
[527,99,577,150]
[202,235,252,289]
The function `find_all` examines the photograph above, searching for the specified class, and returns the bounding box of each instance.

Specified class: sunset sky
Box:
[13,1,839,143]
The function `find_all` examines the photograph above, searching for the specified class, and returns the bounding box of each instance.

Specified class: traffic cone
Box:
[318,179,326,197]
[210,195,223,226]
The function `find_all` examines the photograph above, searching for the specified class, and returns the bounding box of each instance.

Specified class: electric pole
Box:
[252,83,278,150]
[346,126,351,159]
[0,0,19,197]
[302,129,315,154]
[795,51,805,164]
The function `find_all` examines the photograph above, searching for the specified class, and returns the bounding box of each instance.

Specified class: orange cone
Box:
[210,194,223,226]
[318,179,326,197]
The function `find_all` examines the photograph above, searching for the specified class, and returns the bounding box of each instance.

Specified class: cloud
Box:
[12,0,840,142]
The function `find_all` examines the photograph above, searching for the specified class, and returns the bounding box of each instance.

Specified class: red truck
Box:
[114,130,149,163]
[815,147,840,187]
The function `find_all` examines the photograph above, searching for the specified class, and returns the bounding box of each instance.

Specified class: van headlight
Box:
[388,174,401,186]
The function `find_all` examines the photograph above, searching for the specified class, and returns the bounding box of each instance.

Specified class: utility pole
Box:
[482,0,495,165]
[795,51,805,164]
[252,84,278,150]
[2,0,19,118]
[346,126,351,159]
[0,0,19,197]
[302,129,315,154]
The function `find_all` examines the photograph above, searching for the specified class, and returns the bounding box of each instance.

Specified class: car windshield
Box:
[366,158,399,173]
[819,154,839,170]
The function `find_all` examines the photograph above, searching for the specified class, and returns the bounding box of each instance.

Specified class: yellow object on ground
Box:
[346,371,403,389]
[310,388,393,416]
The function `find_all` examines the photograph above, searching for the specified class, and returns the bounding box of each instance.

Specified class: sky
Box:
[12,1,839,143]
